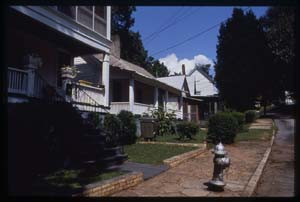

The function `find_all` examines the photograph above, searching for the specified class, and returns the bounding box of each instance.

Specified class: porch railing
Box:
[7,67,28,95]
[134,102,155,115]
[70,83,109,113]
[110,102,130,114]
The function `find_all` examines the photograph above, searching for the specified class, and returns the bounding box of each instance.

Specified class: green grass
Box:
[33,169,127,193]
[235,129,273,142]
[146,130,207,144]
[124,143,198,165]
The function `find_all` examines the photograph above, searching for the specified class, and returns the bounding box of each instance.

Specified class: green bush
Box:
[117,110,137,145]
[245,110,257,123]
[150,107,176,136]
[176,121,199,140]
[231,112,245,131]
[207,112,239,144]
[103,114,122,147]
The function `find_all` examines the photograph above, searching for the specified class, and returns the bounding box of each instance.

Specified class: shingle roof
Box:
[109,55,155,79]
[156,75,186,91]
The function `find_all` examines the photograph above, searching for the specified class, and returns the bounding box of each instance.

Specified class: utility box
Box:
[140,117,157,140]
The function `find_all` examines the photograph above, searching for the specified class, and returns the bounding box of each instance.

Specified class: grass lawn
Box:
[235,129,273,142]
[33,168,127,194]
[124,143,198,165]
[148,130,207,144]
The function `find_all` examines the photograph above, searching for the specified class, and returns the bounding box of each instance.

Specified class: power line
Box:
[143,7,186,41]
[149,7,251,57]
[145,7,201,45]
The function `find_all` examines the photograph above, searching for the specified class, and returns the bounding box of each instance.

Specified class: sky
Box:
[131,6,269,76]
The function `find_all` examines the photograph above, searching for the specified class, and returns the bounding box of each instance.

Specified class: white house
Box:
[73,35,184,119]
[7,6,112,113]
[186,65,221,120]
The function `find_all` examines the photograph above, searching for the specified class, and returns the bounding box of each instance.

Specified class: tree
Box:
[111,6,169,77]
[260,7,296,99]
[215,8,270,111]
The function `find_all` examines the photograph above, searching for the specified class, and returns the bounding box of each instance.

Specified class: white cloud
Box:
[159,53,213,75]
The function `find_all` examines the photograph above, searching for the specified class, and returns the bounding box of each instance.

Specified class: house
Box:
[157,65,203,122]
[6,6,111,113]
[186,65,222,120]
[74,35,185,119]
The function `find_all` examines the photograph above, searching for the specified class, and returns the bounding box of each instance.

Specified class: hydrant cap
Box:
[214,142,227,155]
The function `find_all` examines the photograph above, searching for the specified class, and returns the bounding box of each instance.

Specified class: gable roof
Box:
[156,75,186,91]
[187,66,215,84]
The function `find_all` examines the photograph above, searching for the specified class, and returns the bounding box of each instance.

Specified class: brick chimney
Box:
[182,64,186,75]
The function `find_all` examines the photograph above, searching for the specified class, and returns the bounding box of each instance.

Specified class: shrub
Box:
[103,114,122,147]
[117,110,137,145]
[150,107,176,136]
[231,112,245,131]
[207,112,239,144]
[176,121,199,140]
[245,110,257,123]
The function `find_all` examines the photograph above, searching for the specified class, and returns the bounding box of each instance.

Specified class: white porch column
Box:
[180,94,183,119]
[129,78,135,112]
[214,101,218,114]
[154,87,158,108]
[27,69,35,97]
[106,6,111,40]
[102,54,110,107]
[165,90,169,111]
[187,104,191,121]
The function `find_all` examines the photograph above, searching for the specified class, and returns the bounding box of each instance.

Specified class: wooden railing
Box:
[7,67,28,95]
[70,83,109,113]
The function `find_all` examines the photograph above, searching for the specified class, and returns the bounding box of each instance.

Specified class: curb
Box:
[73,171,144,197]
[163,148,206,168]
[139,141,206,149]
[242,119,276,196]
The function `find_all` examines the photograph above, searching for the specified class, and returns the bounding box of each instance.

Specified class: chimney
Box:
[182,64,186,75]
[111,35,121,58]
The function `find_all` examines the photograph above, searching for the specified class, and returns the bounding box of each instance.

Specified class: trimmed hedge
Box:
[103,114,122,147]
[231,112,245,131]
[207,112,238,144]
[176,121,199,140]
[245,110,257,123]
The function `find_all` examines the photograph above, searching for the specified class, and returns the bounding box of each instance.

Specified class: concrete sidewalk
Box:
[112,140,270,197]
[249,118,273,130]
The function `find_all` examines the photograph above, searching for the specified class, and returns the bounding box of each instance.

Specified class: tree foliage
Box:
[260,7,296,98]
[111,6,169,77]
[215,8,271,111]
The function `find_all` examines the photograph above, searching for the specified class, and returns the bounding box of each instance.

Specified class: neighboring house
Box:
[186,66,222,120]
[74,35,184,119]
[6,6,111,113]
[157,66,203,122]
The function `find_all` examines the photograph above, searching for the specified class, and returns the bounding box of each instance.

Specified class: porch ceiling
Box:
[6,8,103,56]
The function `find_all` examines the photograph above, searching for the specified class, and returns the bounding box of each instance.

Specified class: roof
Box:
[110,55,155,79]
[187,66,215,84]
[157,75,186,91]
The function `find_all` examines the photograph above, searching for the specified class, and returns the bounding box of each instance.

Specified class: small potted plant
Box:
[60,65,78,79]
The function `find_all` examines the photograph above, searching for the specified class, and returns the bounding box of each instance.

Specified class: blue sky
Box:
[132,6,269,76]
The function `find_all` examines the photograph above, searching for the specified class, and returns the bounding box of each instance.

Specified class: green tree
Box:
[215,8,270,111]
[111,6,169,77]
[260,7,296,100]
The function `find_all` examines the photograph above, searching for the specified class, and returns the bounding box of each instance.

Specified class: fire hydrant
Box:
[205,142,230,191]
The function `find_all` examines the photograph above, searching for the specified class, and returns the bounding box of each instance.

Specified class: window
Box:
[77,6,93,29]
[57,6,76,19]
[54,6,107,37]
